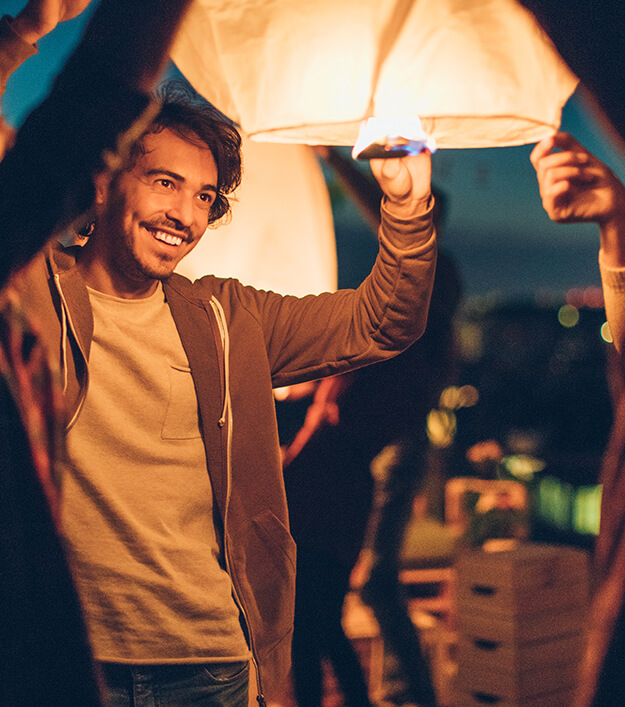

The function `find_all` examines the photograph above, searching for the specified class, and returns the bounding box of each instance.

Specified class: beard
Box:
[114,217,191,284]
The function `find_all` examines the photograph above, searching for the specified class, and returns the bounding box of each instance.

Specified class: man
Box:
[15,85,437,705]
[14,74,436,707]
[1,4,435,706]
[532,132,625,706]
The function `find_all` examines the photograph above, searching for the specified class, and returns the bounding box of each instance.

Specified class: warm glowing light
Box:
[178,136,337,296]
[351,116,437,160]
[557,304,579,328]
[171,0,577,149]
[601,321,613,343]
[426,408,457,448]
[458,385,479,408]
[501,454,546,481]
[439,387,461,410]
[438,385,478,410]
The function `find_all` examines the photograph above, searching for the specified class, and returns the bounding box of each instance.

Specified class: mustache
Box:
[142,217,193,241]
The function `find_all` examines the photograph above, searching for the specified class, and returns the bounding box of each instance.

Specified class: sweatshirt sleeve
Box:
[235,197,437,387]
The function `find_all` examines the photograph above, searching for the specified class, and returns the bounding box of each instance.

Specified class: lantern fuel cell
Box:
[351,116,437,160]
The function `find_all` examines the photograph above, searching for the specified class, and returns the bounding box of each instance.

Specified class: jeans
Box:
[99,661,249,707]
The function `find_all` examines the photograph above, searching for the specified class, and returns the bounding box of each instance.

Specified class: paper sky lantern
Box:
[170,0,578,150]
[176,136,337,296]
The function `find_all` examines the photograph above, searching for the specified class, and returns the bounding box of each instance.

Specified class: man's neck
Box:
[77,248,158,300]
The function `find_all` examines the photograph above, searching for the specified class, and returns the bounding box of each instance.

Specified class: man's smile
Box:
[143,223,190,248]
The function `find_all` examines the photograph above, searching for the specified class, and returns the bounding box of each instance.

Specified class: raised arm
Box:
[243,150,437,387]
[531,132,625,352]
[0,1,92,159]
[10,0,91,45]
[317,147,433,235]
[0,0,193,287]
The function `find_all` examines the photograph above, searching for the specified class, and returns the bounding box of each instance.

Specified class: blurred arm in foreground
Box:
[531,131,625,353]
[0,1,193,705]
[0,1,91,159]
[532,131,625,707]
[0,0,193,287]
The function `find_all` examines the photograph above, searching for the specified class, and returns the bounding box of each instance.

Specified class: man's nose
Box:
[166,192,195,229]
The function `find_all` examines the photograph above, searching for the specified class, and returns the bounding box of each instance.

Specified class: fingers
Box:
[370,151,432,218]
[539,163,601,196]
[530,134,557,168]
[372,157,402,181]
[531,132,591,177]
[532,138,590,176]
[550,132,586,153]
[370,155,411,200]
[369,155,405,184]
[532,133,603,206]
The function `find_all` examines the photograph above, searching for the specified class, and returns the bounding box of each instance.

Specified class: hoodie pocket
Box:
[228,511,297,654]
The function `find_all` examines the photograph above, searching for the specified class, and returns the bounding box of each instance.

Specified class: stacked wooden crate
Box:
[453,543,590,706]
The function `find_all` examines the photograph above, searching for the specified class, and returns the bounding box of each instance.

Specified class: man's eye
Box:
[199,193,214,206]
[157,179,173,188]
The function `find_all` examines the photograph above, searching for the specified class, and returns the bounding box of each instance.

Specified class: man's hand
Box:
[531,132,625,268]
[12,0,91,45]
[530,132,625,227]
[370,150,432,219]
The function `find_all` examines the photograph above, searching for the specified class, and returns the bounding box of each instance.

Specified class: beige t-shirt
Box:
[60,284,248,664]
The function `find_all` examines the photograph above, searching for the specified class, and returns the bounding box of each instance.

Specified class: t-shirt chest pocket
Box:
[162,364,202,440]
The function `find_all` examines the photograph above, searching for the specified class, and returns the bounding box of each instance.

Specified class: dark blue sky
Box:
[4,0,624,299]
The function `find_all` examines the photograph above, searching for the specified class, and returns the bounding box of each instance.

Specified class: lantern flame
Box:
[351,116,437,160]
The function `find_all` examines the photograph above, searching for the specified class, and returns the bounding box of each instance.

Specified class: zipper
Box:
[209,297,266,705]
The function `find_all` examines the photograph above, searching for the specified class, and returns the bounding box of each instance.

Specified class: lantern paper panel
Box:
[176,137,337,296]
[170,0,578,149]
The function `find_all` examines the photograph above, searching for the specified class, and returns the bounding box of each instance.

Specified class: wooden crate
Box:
[456,630,582,674]
[453,687,576,707]
[453,544,590,705]
[455,660,578,701]
[455,544,590,619]
[458,604,586,645]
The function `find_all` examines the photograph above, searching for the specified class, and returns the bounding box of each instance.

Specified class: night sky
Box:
[4,0,624,300]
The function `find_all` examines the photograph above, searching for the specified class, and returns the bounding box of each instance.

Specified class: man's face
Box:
[94,127,218,292]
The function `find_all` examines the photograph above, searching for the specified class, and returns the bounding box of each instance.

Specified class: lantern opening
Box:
[351,116,437,160]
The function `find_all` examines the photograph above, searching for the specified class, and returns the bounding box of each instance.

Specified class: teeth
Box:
[153,230,183,246]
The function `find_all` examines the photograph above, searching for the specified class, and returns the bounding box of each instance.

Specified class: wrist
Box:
[10,12,48,45]
[383,192,433,220]
[600,196,625,268]
[600,217,625,268]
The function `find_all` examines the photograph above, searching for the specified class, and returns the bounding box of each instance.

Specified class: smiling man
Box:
[82,128,218,292]
[14,83,438,706]
[79,107,233,297]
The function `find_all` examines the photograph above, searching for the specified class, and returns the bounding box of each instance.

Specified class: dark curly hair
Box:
[128,80,242,226]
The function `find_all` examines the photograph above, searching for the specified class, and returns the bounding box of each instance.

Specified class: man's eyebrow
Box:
[146,168,217,192]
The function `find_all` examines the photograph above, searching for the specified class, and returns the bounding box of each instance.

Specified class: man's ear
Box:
[93,170,111,205]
